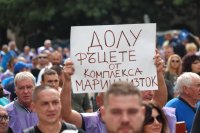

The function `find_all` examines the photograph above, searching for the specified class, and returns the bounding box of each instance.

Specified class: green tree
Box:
[0,0,199,49]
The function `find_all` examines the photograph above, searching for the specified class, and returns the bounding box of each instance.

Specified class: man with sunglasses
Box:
[0,105,13,133]
[36,50,63,86]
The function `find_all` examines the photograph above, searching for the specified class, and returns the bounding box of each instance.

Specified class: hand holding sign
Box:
[154,49,165,73]
[71,24,157,93]
[63,58,75,81]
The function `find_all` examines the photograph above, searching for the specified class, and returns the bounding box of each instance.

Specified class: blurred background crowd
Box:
[0,0,200,133]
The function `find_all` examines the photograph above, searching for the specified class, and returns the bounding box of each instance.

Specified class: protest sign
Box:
[70,23,157,93]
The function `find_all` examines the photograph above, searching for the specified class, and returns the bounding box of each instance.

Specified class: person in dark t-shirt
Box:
[23,85,84,133]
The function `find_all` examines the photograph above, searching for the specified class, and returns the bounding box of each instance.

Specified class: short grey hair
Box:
[175,72,200,94]
[14,72,36,87]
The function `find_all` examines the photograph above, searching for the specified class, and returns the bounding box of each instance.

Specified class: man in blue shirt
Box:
[165,72,200,133]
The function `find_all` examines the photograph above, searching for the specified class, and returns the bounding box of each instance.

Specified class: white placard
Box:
[70,23,157,93]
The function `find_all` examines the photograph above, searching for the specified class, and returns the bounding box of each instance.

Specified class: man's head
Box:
[44,39,52,49]
[2,44,8,53]
[162,43,174,60]
[141,90,155,102]
[32,85,61,125]
[8,41,16,50]
[23,45,30,55]
[51,65,64,87]
[14,72,36,107]
[38,53,49,68]
[51,51,62,65]
[96,92,104,108]
[102,81,145,133]
[41,69,59,90]
[0,106,9,133]
[175,72,200,103]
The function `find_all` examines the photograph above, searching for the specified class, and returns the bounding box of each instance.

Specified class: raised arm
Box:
[61,60,83,128]
[153,50,168,107]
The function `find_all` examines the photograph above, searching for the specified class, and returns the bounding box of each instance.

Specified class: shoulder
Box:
[81,112,99,120]
[4,101,15,112]
[38,46,45,51]
[81,112,102,126]
[62,121,86,133]
[165,98,180,107]
[23,126,37,133]
[62,121,77,130]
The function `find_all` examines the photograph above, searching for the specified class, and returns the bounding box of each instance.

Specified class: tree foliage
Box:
[0,0,199,47]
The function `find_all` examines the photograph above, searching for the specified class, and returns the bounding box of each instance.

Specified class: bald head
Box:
[32,85,59,102]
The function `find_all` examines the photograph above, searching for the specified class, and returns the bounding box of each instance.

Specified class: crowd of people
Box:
[0,29,200,133]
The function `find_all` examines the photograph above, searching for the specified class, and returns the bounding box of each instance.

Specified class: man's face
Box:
[42,74,59,90]
[185,77,200,101]
[24,46,30,55]
[44,41,51,48]
[51,55,62,65]
[141,90,155,102]
[0,109,9,133]
[32,89,61,124]
[15,79,34,107]
[164,47,174,59]
[102,94,145,133]
[96,93,104,108]
[38,54,49,66]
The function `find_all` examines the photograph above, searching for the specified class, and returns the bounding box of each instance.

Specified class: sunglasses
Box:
[38,56,47,59]
[146,115,162,125]
[171,60,180,63]
[0,115,9,122]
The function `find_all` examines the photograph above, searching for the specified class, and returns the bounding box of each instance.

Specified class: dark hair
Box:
[51,65,63,76]
[41,68,58,81]
[104,81,142,107]
[144,102,168,133]
[50,65,64,87]
[182,54,200,73]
